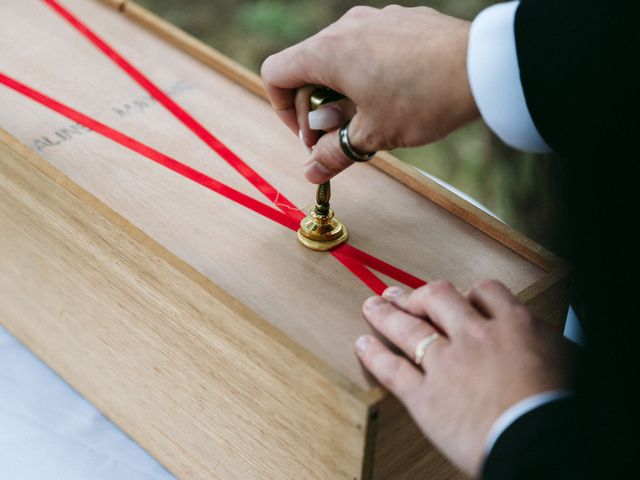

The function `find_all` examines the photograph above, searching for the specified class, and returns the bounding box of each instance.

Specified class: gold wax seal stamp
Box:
[297,88,349,251]
[297,180,349,251]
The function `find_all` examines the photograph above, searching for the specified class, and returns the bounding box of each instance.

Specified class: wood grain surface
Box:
[0,129,374,479]
[0,0,549,390]
[0,1,570,478]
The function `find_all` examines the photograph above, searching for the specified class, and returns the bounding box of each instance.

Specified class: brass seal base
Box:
[297,208,349,251]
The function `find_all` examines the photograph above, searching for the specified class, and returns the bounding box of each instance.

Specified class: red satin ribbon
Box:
[0,0,428,294]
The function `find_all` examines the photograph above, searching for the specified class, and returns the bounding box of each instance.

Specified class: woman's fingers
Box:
[355,334,423,402]
[298,87,350,147]
[382,281,484,336]
[261,35,338,135]
[466,279,520,318]
[362,296,443,367]
[295,85,318,148]
[308,106,344,131]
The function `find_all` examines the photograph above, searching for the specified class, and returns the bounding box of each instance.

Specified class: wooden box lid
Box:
[0,2,568,478]
[0,0,563,391]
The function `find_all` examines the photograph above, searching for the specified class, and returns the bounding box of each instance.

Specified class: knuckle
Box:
[381,308,400,324]
[426,280,454,296]
[406,284,428,307]
[383,4,402,11]
[413,284,430,297]
[475,278,503,292]
[345,5,375,18]
[353,127,379,153]
[386,311,412,337]
[369,304,395,326]
[260,55,275,79]
[466,321,490,342]
[315,28,340,47]
[378,124,408,150]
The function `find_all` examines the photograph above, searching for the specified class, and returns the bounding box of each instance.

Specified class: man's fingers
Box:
[362,296,442,366]
[261,35,330,91]
[382,281,483,336]
[261,48,314,135]
[295,86,318,147]
[466,279,520,318]
[355,335,423,401]
[266,90,299,135]
[304,128,354,183]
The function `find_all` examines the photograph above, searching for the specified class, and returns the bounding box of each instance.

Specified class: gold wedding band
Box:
[414,333,440,366]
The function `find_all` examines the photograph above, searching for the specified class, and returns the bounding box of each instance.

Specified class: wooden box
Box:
[0,1,568,478]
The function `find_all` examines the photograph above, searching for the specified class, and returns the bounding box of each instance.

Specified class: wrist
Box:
[485,390,574,456]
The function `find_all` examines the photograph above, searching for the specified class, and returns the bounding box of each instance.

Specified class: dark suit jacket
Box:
[482,1,636,478]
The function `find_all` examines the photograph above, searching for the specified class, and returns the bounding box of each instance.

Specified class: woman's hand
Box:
[261,5,479,184]
[355,280,572,477]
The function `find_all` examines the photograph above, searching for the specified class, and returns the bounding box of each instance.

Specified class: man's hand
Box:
[261,6,479,184]
[355,280,572,477]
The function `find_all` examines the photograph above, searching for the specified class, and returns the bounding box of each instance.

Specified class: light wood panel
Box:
[0,0,549,390]
[0,130,373,479]
[0,1,569,478]
[372,396,467,480]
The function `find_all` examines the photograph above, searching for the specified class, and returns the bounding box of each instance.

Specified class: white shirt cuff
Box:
[467,1,551,153]
[485,390,573,454]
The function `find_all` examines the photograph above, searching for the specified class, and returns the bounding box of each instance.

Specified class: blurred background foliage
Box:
[137,0,565,253]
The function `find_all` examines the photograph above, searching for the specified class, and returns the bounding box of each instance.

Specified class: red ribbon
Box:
[0,0,427,294]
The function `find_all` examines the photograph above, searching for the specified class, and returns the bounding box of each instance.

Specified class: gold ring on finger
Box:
[414,333,440,366]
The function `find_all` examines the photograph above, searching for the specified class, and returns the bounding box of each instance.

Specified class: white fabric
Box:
[484,390,573,454]
[467,1,551,153]
[0,325,174,480]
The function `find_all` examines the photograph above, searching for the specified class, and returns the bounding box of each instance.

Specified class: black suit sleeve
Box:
[481,3,638,480]
[514,0,632,158]
[481,397,585,480]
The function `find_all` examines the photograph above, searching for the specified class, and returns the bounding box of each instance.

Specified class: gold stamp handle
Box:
[309,88,344,216]
[296,88,349,251]
[310,88,345,111]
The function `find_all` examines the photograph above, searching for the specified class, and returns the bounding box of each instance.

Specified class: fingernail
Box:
[363,296,386,310]
[355,335,372,353]
[383,286,403,299]
[308,106,342,131]
[298,129,311,153]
